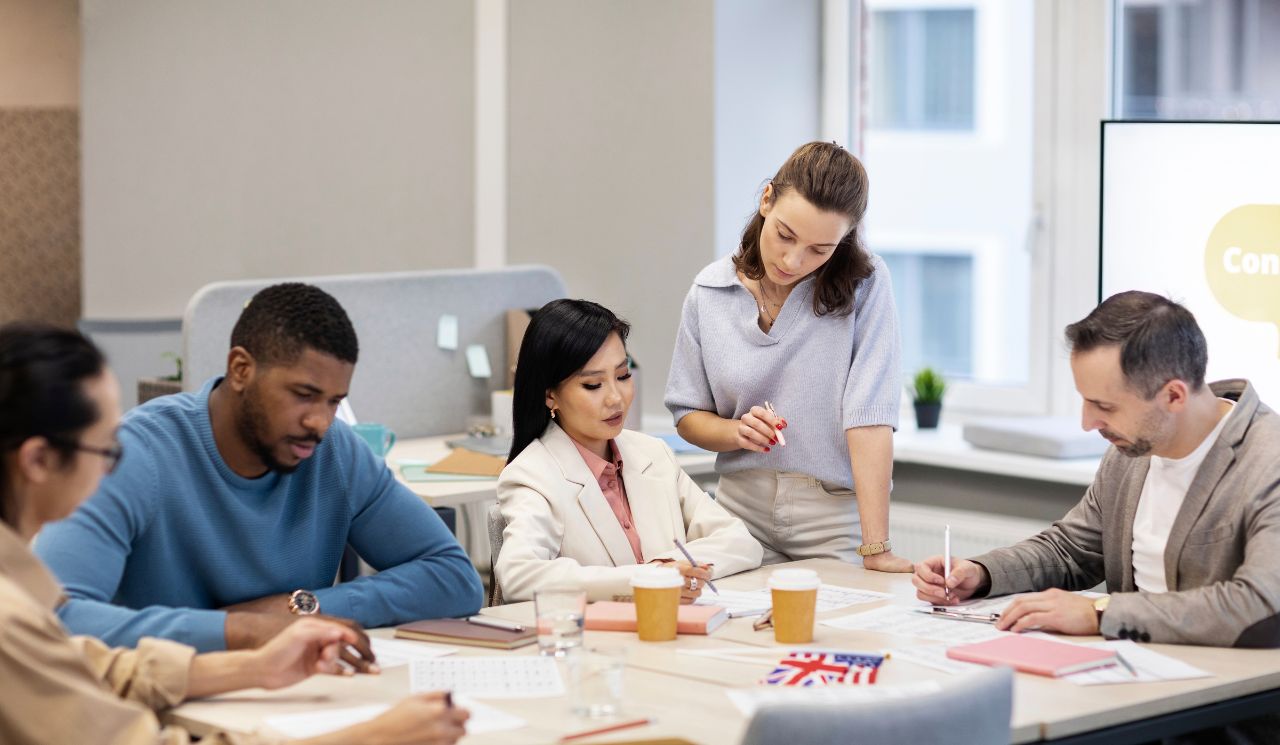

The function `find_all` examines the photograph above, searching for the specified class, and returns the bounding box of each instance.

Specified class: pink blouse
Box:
[570,438,644,564]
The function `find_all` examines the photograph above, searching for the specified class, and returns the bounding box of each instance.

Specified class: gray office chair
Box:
[740,666,1013,745]
[486,502,506,607]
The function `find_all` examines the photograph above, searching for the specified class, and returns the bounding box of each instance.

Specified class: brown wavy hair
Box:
[732,141,873,316]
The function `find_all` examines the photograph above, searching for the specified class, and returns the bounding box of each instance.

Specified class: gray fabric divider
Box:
[183,266,566,439]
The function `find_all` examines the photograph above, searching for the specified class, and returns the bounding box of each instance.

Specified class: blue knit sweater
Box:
[36,377,483,652]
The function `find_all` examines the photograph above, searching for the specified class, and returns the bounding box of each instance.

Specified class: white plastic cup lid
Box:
[630,565,682,589]
[767,568,821,591]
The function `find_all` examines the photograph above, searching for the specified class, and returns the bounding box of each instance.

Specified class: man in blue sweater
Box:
[37,283,484,655]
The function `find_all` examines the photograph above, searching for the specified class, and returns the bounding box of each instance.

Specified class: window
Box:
[858,1,1038,404]
[1114,0,1280,120]
[870,9,976,130]
[882,252,974,377]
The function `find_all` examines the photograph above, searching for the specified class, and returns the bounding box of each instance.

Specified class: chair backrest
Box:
[740,666,1013,745]
[486,501,506,607]
[182,266,566,439]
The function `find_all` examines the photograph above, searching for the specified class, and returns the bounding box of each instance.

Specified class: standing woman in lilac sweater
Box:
[665,141,910,572]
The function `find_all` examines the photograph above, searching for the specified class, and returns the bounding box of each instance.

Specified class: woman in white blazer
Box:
[495,299,763,603]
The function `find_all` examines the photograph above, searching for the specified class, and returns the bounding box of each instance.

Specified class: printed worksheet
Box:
[696,584,892,616]
[884,644,989,675]
[1064,641,1213,686]
[410,656,565,698]
[368,638,457,669]
[821,605,1008,645]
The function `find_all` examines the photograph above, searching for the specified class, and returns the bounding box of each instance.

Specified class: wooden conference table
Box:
[168,560,1280,744]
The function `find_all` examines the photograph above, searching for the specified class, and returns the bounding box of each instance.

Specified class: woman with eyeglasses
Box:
[0,323,468,745]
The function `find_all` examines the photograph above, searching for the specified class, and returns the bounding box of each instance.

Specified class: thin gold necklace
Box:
[753,278,782,325]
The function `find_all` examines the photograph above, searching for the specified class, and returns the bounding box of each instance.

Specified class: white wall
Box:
[507,0,717,420]
[81,0,475,320]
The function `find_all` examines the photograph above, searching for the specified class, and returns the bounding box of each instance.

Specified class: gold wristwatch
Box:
[856,540,892,557]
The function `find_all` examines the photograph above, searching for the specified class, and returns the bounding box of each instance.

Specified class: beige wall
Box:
[0,0,78,107]
[508,0,717,419]
[81,0,475,319]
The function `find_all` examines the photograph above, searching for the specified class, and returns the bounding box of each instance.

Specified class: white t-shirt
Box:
[1131,401,1236,593]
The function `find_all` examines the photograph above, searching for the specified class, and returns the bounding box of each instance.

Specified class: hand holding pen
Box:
[911,554,988,605]
[672,538,718,597]
[733,403,787,453]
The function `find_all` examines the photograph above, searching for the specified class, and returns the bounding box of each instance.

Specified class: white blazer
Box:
[495,423,763,602]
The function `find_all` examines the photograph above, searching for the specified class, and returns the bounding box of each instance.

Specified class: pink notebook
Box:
[584,601,729,635]
[946,635,1117,677]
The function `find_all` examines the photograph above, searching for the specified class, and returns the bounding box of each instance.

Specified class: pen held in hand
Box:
[764,400,787,446]
[943,524,952,600]
[672,538,719,594]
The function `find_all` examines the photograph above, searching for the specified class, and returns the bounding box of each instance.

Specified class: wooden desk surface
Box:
[168,559,1280,743]
[386,434,718,509]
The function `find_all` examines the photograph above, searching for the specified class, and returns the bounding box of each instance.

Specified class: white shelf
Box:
[894,424,1099,487]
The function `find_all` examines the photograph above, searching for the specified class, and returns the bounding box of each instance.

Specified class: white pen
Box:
[466,614,526,633]
[764,401,787,446]
[943,524,952,600]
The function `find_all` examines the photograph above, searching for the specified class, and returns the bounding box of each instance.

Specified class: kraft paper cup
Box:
[768,568,821,643]
[631,566,682,641]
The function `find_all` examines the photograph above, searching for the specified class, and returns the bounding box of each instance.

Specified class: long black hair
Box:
[0,323,107,529]
[507,299,631,462]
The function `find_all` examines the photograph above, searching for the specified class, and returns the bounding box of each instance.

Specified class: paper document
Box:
[410,656,565,698]
[453,697,526,734]
[437,315,459,350]
[466,344,492,379]
[918,590,1107,617]
[885,644,988,675]
[265,704,390,738]
[725,681,943,717]
[822,605,1008,645]
[696,584,892,617]
[1064,641,1212,685]
[369,638,457,669]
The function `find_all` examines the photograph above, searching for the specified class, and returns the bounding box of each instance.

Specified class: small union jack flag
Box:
[760,651,886,687]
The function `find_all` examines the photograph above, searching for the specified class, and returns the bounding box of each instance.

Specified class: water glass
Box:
[534,586,586,656]
[567,647,626,719]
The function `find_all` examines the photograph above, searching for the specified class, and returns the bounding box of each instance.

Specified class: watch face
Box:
[291,590,319,615]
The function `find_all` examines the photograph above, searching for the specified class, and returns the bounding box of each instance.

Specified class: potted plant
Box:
[909,367,946,429]
[137,352,184,405]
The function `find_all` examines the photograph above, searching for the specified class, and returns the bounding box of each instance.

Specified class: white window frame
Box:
[823,0,1110,418]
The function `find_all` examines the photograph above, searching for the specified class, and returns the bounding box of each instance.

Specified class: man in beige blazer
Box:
[915,291,1280,649]
[496,423,763,603]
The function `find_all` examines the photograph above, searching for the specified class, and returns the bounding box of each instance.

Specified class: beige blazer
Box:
[973,380,1280,648]
[0,523,274,745]
[495,424,763,602]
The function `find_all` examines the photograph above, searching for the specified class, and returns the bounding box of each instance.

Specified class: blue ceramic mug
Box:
[352,423,396,457]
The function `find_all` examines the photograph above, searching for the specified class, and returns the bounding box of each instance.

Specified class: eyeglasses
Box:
[50,438,124,475]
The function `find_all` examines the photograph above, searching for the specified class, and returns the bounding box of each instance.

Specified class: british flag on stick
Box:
[760,651,887,687]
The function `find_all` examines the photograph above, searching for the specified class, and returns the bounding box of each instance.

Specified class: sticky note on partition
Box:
[466,344,492,379]
[437,315,459,351]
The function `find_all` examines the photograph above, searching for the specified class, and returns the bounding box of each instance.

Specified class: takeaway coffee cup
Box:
[768,568,821,643]
[630,566,682,641]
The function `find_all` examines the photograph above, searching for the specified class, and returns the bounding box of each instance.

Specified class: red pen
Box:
[558,717,653,742]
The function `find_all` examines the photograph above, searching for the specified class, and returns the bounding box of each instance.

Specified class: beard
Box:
[1100,405,1171,458]
[234,384,319,475]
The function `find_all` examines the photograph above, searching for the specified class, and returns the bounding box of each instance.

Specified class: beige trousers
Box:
[714,469,862,565]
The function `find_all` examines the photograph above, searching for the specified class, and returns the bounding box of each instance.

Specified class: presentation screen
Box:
[1100,120,1280,406]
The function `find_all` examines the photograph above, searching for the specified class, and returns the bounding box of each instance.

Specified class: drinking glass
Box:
[534,586,586,656]
[567,646,626,718]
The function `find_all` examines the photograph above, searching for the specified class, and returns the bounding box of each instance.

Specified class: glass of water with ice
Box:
[534,586,586,656]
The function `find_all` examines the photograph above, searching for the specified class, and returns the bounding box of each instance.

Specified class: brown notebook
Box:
[426,448,507,477]
[395,618,537,650]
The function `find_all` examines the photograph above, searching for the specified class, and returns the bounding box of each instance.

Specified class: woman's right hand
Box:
[328,692,469,745]
[734,405,785,453]
[675,560,713,604]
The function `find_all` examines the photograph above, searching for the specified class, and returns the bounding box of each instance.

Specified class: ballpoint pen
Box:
[764,401,787,446]
[672,537,719,594]
[944,524,952,600]
[466,615,526,633]
[927,607,1000,624]
[1114,651,1139,678]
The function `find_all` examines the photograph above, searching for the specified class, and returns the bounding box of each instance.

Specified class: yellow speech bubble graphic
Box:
[1204,204,1280,356]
